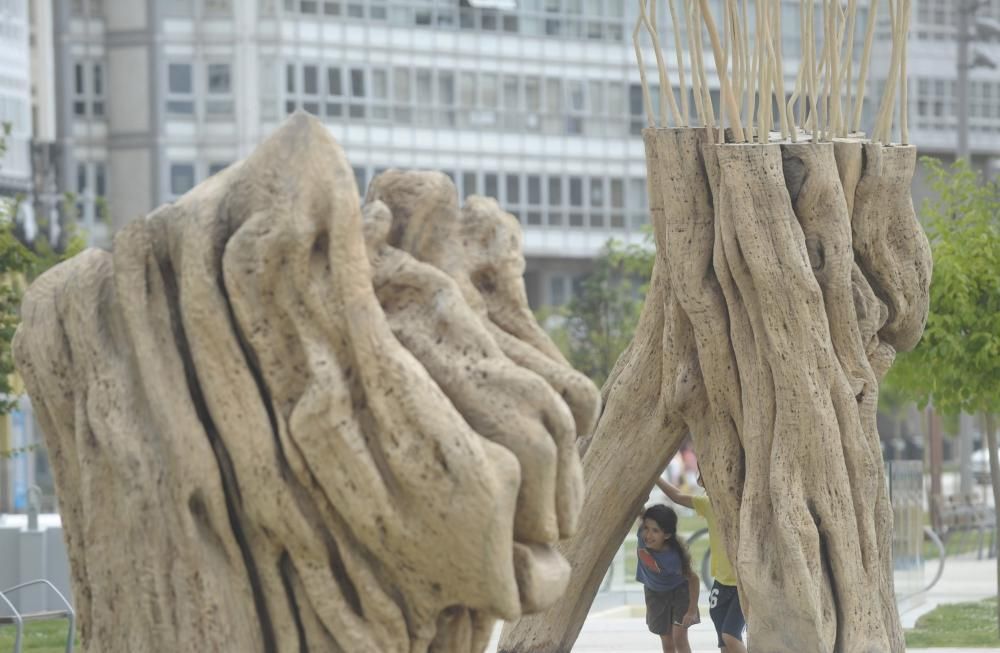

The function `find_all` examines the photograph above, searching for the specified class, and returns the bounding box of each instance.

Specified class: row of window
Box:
[169,161,231,196]
[168,160,650,231]
[279,61,648,137]
[913,78,1000,131]
[276,0,628,41]
[0,94,28,134]
[166,62,233,118]
[352,166,649,230]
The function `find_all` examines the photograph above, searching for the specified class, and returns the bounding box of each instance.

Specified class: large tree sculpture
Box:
[500,0,930,651]
[13,114,600,653]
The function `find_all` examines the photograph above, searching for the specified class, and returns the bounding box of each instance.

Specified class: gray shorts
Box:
[644,584,695,635]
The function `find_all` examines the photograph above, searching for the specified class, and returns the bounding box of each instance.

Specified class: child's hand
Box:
[682,609,699,627]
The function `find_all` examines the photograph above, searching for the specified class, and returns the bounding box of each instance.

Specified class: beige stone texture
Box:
[499,128,931,653]
[13,113,599,653]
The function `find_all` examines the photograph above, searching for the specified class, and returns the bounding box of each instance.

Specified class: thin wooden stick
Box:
[852,0,880,134]
[719,0,730,142]
[900,0,910,144]
[772,0,791,139]
[684,0,707,125]
[741,0,752,141]
[691,0,716,127]
[632,0,657,128]
[840,0,858,136]
[787,0,808,141]
[874,0,902,142]
[642,0,683,126]
[699,0,745,141]
[668,0,689,125]
[728,0,742,124]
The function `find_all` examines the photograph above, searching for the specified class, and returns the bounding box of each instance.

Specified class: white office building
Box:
[38,0,1000,308]
[0,0,32,201]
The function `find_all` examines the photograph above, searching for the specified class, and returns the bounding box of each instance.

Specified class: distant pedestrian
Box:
[635,503,701,653]
[657,474,747,653]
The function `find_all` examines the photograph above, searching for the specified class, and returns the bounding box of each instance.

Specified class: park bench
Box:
[0,579,75,653]
[932,493,997,559]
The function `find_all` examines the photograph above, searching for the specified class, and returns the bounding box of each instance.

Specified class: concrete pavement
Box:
[487,556,1000,652]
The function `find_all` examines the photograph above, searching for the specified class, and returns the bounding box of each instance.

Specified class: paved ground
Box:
[486,557,1000,652]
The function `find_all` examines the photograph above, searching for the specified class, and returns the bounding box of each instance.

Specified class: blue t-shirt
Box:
[635,531,686,592]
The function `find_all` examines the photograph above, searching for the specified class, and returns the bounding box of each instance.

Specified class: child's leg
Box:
[659,633,675,653]
[721,632,748,653]
[670,624,691,653]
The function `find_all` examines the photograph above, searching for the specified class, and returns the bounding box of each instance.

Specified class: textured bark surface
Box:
[13,113,599,653]
[499,128,931,653]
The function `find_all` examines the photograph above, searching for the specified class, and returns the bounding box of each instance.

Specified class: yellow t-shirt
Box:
[691,494,737,587]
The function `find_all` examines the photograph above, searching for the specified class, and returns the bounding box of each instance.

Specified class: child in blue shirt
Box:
[636,504,700,653]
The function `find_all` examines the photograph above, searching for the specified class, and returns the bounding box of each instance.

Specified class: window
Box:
[543,78,562,134]
[259,60,280,120]
[502,75,520,130]
[303,64,320,115]
[526,174,543,226]
[92,63,104,116]
[588,177,604,227]
[548,176,563,226]
[167,63,195,115]
[349,68,365,118]
[549,275,568,306]
[72,61,105,118]
[204,0,232,14]
[170,164,196,196]
[209,162,231,176]
[326,66,343,117]
[393,67,412,123]
[206,63,233,116]
[353,166,367,194]
[371,68,389,120]
[610,177,625,228]
[164,0,194,16]
[73,63,86,116]
[505,173,522,221]
[285,63,296,114]
[568,176,584,226]
[438,71,456,127]
[484,172,498,199]
[462,172,477,198]
[525,76,541,131]
[416,68,433,123]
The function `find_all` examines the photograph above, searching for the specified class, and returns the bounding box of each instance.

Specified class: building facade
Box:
[0,0,32,201]
[34,0,1000,308]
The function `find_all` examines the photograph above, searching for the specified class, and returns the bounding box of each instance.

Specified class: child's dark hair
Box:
[642,504,694,577]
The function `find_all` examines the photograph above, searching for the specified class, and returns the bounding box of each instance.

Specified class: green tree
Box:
[0,125,85,459]
[542,237,654,386]
[882,157,1000,633]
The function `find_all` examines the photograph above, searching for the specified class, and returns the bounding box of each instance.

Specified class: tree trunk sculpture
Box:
[12,114,600,653]
[500,0,931,651]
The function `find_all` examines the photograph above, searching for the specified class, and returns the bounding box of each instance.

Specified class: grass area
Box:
[906,597,1000,648]
[0,619,77,653]
[923,530,996,560]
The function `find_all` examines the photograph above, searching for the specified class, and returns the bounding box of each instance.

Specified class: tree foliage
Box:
[541,237,654,386]
[883,158,1000,418]
[0,124,85,458]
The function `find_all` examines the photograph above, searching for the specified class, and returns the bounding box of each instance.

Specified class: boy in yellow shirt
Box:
[656,474,747,653]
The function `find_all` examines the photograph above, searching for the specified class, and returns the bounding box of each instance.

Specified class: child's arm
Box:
[654,476,694,509]
[683,571,700,626]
